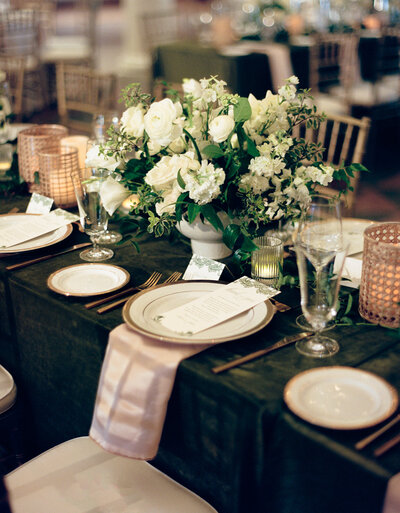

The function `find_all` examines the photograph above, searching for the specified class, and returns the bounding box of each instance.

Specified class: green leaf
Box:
[175,192,188,222]
[200,204,224,232]
[342,293,353,316]
[187,202,200,224]
[234,98,252,123]
[222,223,241,249]
[177,169,186,189]
[240,235,258,252]
[202,144,225,159]
[244,133,259,157]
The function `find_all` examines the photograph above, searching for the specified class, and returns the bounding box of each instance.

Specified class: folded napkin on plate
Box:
[90,324,212,460]
[341,255,363,289]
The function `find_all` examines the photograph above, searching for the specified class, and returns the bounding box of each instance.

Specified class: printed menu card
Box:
[158,276,279,335]
[0,209,79,248]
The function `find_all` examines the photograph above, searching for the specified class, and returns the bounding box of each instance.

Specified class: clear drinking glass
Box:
[71,167,114,262]
[251,236,283,288]
[86,129,122,245]
[294,194,344,358]
[295,194,342,333]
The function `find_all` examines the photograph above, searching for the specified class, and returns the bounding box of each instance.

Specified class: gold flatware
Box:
[5,243,91,271]
[212,331,313,374]
[355,413,400,451]
[84,271,163,309]
[270,297,291,312]
[374,431,400,457]
[96,272,182,315]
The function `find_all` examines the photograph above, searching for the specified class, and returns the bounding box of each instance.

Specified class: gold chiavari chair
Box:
[56,63,117,135]
[0,8,48,116]
[293,113,371,215]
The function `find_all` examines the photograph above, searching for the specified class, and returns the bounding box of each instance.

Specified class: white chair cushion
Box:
[5,436,218,513]
[0,364,16,414]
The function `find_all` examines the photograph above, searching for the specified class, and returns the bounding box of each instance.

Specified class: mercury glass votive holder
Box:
[359,222,400,328]
[251,236,283,288]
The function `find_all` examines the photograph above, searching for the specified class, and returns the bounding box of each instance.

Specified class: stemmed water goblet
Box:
[86,115,123,245]
[71,167,114,262]
[294,194,347,358]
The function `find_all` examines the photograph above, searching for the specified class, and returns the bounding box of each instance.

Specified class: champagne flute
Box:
[71,167,114,262]
[294,194,345,358]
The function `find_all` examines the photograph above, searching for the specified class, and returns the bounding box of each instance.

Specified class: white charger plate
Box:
[123,280,275,344]
[0,213,72,255]
[284,366,398,430]
[47,263,130,297]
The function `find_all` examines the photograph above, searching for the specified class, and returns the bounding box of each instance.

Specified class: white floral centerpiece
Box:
[93,76,361,261]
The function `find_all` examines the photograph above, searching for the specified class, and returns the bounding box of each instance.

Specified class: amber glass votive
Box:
[359,223,400,328]
[251,236,283,288]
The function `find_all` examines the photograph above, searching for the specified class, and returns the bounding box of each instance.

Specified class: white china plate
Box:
[284,366,398,430]
[342,218,375,256]
[0,214,72,255]
[47,263,130,297]
[123,280,275,344]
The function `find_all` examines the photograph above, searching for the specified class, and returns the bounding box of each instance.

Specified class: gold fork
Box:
[85,272,162,310]
[96,272,182,315]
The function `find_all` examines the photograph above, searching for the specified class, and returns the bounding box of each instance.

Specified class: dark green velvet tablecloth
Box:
[1,195,400,513]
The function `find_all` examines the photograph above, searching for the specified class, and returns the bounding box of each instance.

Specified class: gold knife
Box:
[5,243,91,271]
[212,332,313,374]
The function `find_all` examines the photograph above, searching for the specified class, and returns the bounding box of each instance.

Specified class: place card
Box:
[158,276,280,335]
[0,209,79,248]
[26,193,54,214]
[183,254,225,281]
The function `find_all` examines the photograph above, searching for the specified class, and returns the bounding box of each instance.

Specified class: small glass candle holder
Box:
[251,236,283,288]
[0,143,13,181]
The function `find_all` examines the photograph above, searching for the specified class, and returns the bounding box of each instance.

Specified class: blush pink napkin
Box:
[90,324,212,460]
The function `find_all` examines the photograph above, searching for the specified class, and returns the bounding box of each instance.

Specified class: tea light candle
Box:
[61,136,89,169]
[48,172,76,207]
[251,236,283,288]
[121,194,139,214]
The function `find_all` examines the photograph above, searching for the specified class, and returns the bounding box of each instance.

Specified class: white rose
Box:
[121,105,145,138]
[209,115,235,143]
[145,156,177,191]
[144,98,183,147]
[155,186,181,216]
[85,145,120,172]
[99,176,130,216]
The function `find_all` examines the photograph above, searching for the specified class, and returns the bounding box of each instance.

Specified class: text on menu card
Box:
[157,277,280,335]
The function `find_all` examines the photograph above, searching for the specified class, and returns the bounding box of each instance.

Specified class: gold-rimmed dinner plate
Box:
[122,280,275,344]
[0,213,72,255]
[47,263,130,297]
[284,366,398,430]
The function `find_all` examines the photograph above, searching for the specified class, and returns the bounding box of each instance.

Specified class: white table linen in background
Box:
[90,324,211,460]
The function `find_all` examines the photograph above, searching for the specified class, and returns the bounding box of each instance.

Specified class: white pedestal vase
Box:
[176,214,232,260]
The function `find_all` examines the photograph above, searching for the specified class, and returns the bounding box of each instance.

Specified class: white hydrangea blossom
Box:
[184,161,225,205]
[240,173,270,194]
